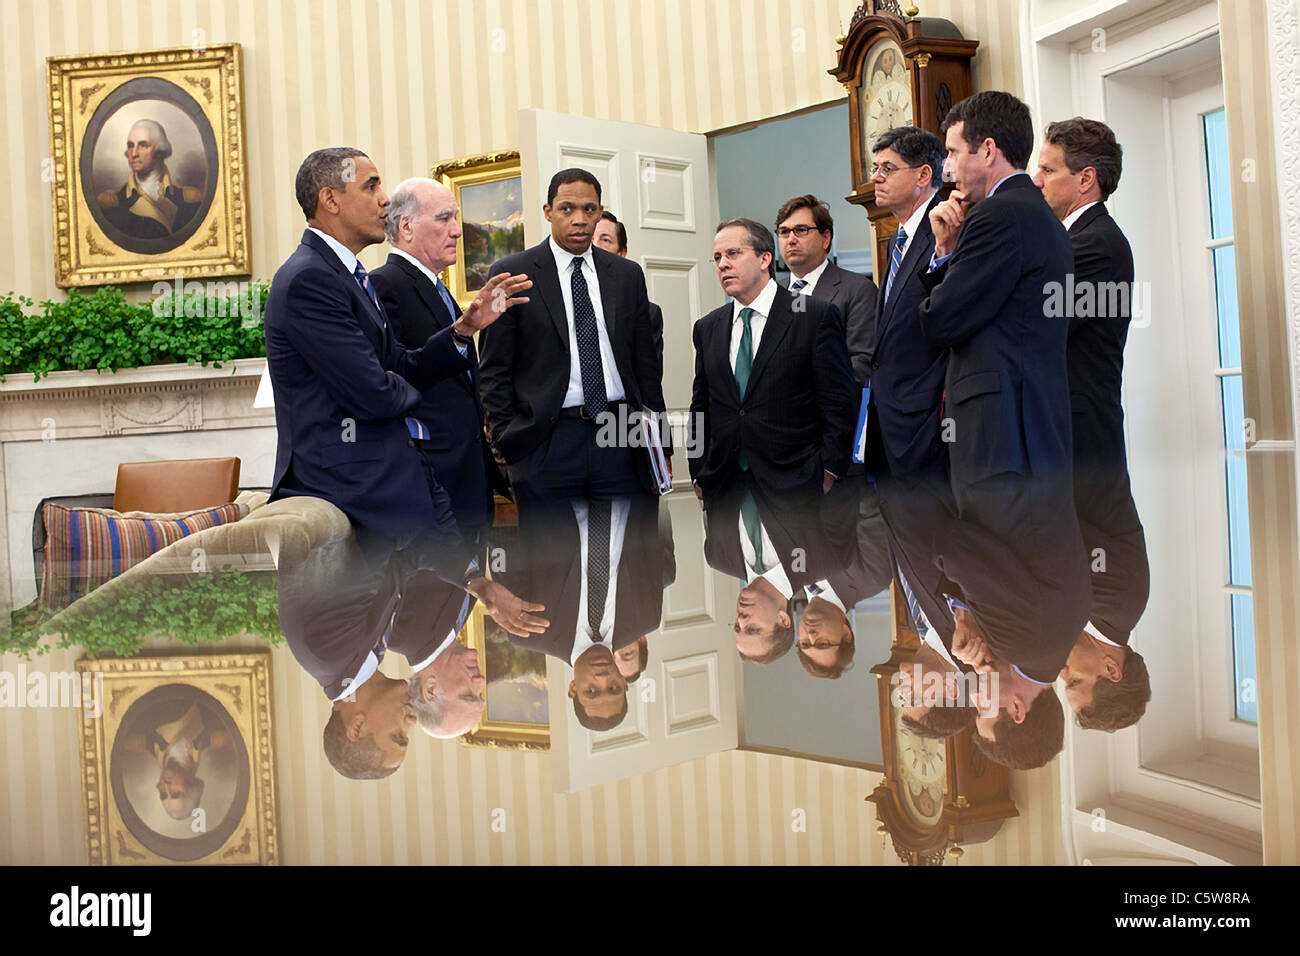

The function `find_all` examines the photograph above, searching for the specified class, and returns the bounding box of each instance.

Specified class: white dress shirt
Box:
[549,237,626,408]
[1084,620,1122,647]
[390,247,451,299]
[806,579,847,614]
[895,191,936,261]
[739,507,795,600]
[1061,200,1101,231]
[568,498,632,666]
[729,277,779,371]
[308,226,359,273]
[788,257,830,295]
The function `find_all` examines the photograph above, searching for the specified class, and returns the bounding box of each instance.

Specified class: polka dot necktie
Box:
[571,257,608,417]
[587,499,612,636]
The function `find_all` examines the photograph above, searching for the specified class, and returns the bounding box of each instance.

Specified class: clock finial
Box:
[905,3,920,17]
[836,19,846,47]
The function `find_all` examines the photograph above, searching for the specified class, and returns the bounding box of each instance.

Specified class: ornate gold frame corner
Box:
[458,604,550,752]
[430,149,522,309]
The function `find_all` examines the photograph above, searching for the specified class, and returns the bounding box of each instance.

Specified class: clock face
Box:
[892,702,946,828]
[859,37,914,172]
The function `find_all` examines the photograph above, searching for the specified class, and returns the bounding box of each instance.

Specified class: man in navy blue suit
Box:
[264,148,530,554]
[861,126,947,480]
[917,93,1089,769]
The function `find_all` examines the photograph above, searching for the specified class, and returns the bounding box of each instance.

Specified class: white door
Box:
[545,493,740,793]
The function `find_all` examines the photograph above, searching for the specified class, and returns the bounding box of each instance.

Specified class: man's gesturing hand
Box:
[929,190,969,260]
[452,272,532,336]
[467,578,549,637]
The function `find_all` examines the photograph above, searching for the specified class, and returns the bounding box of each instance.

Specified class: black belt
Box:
[557,400,629,422]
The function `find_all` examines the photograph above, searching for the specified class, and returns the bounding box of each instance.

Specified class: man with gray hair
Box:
[98,119,203,239]
[371,178,513,538]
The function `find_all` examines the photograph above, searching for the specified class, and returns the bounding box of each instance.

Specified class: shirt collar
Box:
[308,226,360,274]
[408,609,470,674]
[733,277,778,322]
[1062,200,1101,231]
[1084,620,1122,647]
[899,190,936,240]
[549,235,594,276]
[390,247,447,290]
[790,257,830,291]
[987,171,1029,198]
[332,651,380,702]
[1012,663,1054,686]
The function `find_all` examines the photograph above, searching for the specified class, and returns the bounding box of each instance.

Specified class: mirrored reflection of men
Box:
[123,698,232,820]
[1035,117,1151,730]
[277,533,543,779]
[98,119,203,239]
[690,218,857,499]
[594,210,664,380]
[704,478,851,665]
[775,195,878,388]
[478,169,670,504]
[370,178,514,540]
[862,127,948,480]
[494,495,674,731]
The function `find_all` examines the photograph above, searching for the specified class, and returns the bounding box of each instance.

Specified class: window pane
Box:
[1221,374,1252,586]
[1231,593,1257,724]
[1213,244,1241,369]
[1204,108,1233,239]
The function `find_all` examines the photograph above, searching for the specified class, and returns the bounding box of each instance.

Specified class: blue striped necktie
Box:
[896,562,927,635]
[884,227,907,304]
[790,278,807,294]
[354,261,382,314]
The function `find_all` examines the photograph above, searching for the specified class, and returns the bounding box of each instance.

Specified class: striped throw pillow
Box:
[39,502,248,610]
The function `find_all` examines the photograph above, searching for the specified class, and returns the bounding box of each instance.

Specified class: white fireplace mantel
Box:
[0,357,277,611]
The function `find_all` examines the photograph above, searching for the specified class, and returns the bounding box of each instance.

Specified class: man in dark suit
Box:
[689,217,857,499]
[495,495,674,730]
[370,177,512,538]
[775,195,878,386]
[861,127,948,479]
[264,148,529,554]
[1035,117,1151,729]
[916,92,1090,765]
[478,169,669,505]
[594,210,664,381]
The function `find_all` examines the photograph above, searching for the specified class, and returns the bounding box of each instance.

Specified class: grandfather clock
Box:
[865,578,1019,865]
[829,1,979,280]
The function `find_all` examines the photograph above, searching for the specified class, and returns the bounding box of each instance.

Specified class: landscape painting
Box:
[432,151,525,308]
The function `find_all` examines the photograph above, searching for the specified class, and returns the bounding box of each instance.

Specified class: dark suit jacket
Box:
[918,175,1076,496]
[688,285,857,497]
[388,568,478,666]
[876,467,961,648]
[814,480,892,608]
[264,230,470,550]
[370,253,510,533]
[497,496,673,661]
[477,240,668,474]
[866,193,948,479]
[796,262,879,387]
[1066,203,1135,500]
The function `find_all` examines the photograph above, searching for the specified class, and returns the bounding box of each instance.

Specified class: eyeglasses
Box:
[776,224,825,239]
[798,638,845,650]
[869,163,923,179]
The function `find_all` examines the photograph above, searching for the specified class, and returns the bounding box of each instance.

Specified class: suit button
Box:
[871,359,879,369]
[550,415,557,423]
[738,410,745,417]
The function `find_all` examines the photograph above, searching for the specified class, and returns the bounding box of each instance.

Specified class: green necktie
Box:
[741,488,767,572]
[735,307,754,470]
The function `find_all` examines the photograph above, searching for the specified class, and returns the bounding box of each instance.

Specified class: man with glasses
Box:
[774,195,878,389]
[862,127,948,480]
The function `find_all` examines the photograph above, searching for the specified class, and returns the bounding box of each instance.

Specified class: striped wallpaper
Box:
[2,0,1022,299]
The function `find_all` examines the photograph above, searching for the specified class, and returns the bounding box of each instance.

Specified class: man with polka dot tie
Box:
[479,168,670,507]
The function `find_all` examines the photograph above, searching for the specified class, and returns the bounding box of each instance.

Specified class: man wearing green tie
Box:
[688,218,857,500]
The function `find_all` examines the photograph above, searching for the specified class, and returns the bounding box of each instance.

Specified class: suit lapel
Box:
[532,242,570,350]
[390,253,478,401]
[877,195,940,343]
[1068,202,1109,237]
[595,251,618,340]
[303,229,388,336]
[745,290,794,400]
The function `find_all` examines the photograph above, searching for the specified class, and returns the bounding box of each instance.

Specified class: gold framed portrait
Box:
[47,43,250,288]
[460,603,550,752]
[431,150,524,308]
[76,652,278,865]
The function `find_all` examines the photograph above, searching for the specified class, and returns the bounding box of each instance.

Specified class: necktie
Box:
[734,307,755,470]
[896,562,927,636]
[434,277,457,320]
[741,489,767,573]
[587,499,612,637]
[884,227,907,304]
[571,257,608,416]
[790,278,807,294]
[354,261,382,315]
